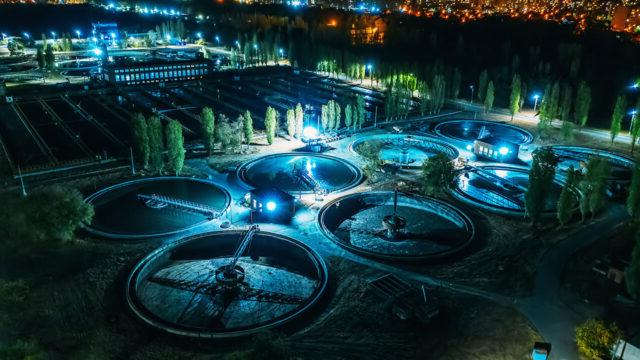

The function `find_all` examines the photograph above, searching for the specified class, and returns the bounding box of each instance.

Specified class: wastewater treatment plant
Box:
[1,9,640,359]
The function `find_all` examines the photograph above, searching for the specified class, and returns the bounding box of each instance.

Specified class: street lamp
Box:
[215,35,220,44]
[235,40,240,49]
[22,32,29,39]
[50,31,56,39]
[367,64,373,86]
[469,85,474,104]
[75,30,82,39]
[196,32,202,40]
[279,48,284,60]
[533,93,541,113]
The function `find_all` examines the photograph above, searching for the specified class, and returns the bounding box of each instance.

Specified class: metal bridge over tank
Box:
[464,166,526,209]
[293,168,327,196]
[137,193,223,220]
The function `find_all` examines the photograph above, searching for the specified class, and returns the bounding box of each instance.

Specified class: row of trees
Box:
[319,95,366,131]
[523,149,613,227]
[131,113,185,175]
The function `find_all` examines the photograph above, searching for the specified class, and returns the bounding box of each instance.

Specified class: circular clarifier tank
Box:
[126,230,328,338]
[434,120,533,145]
[318,192,475,261]
[85,177,230,238]
[351,134,459,168]
[547,146,635,183]
[237,153,362,194]
[453,165,565,216]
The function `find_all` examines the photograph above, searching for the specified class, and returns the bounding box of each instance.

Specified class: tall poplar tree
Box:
[264,106,276,145]
[165,120,184,175]
[131,113,149,168]
[525,148,558,226]
[200,107,215,155]
[147,116,164,174]
[484,81,495,113]
[509,74,521,121]
[294,103,304,138]
[243,110,254,145]
[610,95,626,143]
[574,81,591,130]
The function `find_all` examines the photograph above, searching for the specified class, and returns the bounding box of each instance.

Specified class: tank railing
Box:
[229,225,259,270]
[137,193,222,219]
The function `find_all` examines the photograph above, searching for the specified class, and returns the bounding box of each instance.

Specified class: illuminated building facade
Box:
[103,59,211,85]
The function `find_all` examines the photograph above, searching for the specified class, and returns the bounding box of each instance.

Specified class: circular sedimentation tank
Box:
[237,153,362,194]
[126,230,328,338]
[318,191,475,261]
[85,177,231,238]
[433,120,533,145]
[453,165,564,216]
[351,134,459,168]
[547,145,635,183]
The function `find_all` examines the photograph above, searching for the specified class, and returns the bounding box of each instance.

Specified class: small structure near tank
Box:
[473,135,519,163]
[248,187,296,221]
[368,274,439,322]
[382,190,407,240]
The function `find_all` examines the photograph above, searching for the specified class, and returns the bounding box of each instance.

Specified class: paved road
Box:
[517,205,629,360]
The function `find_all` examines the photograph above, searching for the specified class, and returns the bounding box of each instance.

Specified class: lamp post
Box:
[215,35,220,45]
[75,30,82,39]
[469,85,474,104]
[367,64,373,86]
[533,94,540,113]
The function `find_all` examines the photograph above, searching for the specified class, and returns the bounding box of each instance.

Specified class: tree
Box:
[131,113,149,168]
[327,100,336,130]
[524,148,558,226]
[355,94,366,128]
[344,104,353,129]
[243,110,254,145]
[200,107,215,155]
[44,44,55,71]
[356,141,383,182]
[147,116,164,174]
[484,81,495,113]
[294,103,304,138]
[627,164,640,220]
[630,99,640,151]
[560,83,573,122]
[286,109,296,137]
[549,81,561,119]
[575,319,622,359]
[561,120,574,141]
[320,104,328,130]
[557,166,578,227]
[417,81,430,116]
[264,106,277,145]
[610,95,626,143]
[421,152,456,196]
[579,157,611,220]
[478,69,488,102]
[626,233,640,301]
[165,120,185,175]
[574,81,591,130]
[36,47,45,70]
[335,102,342,129]
[0,186,94,246]
[509,74,521,121]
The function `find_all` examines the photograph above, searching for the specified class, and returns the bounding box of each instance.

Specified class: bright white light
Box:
[495,170,508,178]
[499,147,509,155]
[165,34,171,41]
[466,144,473,151]
[266,201,277,211]
[196,32,202,39]
[303,126,317,139]
[92,48,103,56]
[75,30,81,36]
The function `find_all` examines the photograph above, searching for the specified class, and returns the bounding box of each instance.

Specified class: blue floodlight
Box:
[165,34,171,41]
[75,30,81,37]
[110,32,116,39]
[253,43,258,50]
[533,93,540,100]
[279,48,284,55]
[196,32,202,39]
[266,201,277,211]
[303,126,318,139]
[367,64,372,70]
[499,147,509,155]
[92,48,103,56]
[466,144,473,151]
[215,35,220,43]
[51,31,56,37]
[631,83,640,90]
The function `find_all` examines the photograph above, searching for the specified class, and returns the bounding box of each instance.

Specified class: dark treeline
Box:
[191,3,640,127]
